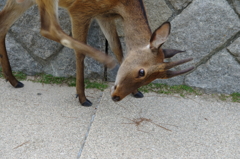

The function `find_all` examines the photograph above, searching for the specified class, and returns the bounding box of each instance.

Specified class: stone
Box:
[164,0,240,64]
[44,47,103,79]
[44,20,105,79]
[162,0,240,85]
[154,76,185,86]
[9,6,71,60]
[84,21,106,80]
[185,49,240,94]
[6,35,42,75]
[116,0,172,36]
[169,0,193,10]
[227,37,240,62]
[232,0,240,15]
[143,0,172,32]
[115,19,124,38]
[3,3,105,78]
[0,0,5,10]
[43,47,76,77]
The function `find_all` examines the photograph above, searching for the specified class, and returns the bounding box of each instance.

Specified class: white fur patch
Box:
[61,39,72,48]
[141,44,150,50]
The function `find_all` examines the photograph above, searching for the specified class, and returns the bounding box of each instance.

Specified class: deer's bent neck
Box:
[117,1,152,53]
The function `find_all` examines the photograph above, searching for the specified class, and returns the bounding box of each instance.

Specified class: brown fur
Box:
[0,0,193,105]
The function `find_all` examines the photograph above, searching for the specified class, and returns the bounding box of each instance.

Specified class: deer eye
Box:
[138,69,145,77]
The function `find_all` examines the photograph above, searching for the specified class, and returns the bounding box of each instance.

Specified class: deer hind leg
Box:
[96,15,143,98]
[0,0,34,88]
[36,0,115,68]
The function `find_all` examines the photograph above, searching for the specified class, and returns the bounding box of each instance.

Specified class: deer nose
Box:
[112,96,120,102]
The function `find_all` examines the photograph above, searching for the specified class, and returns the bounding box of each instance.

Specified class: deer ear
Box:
[150,22,171,51]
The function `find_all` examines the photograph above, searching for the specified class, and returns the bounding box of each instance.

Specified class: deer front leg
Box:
[0,37,21,88]
[0,0,33,88]
[96,16,143,99]
[70,16,92,106]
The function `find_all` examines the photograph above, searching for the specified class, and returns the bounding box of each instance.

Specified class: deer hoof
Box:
[81,99,92,107]
[15,81,24,88]
[132,91,144,98]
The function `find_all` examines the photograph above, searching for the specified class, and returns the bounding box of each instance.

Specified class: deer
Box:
[0,0,194,106]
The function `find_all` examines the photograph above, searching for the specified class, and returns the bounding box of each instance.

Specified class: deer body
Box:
[0,0,193,106]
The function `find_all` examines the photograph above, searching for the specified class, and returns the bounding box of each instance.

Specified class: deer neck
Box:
[118,1,152,53]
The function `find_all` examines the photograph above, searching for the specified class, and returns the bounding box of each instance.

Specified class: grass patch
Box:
[0,67,27,80]
[30,73,108,91]
[0,69,108,91]
[13,71,27,81]
[231,93,240,103]
[214,93,240,103]
[31,73,108,91]
[32,73,72,85]
[1,68,240,102]
[85,79,108,91]
[218,94,228,102]
[139,83,201,97]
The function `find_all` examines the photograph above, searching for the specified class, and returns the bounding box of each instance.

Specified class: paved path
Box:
[0,79,240,158]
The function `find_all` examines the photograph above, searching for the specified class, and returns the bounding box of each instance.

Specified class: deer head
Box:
[111,22,194,102]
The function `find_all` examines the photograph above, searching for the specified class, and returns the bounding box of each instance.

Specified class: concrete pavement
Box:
[0,79,240,158]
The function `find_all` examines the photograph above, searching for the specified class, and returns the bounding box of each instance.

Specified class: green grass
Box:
[139,83,240,103]
[31,73,108,91]
[231,93,240,103]
[32,73,73,85]
[0,68,108,91]
[84,79,108,91]
[139,83,201,97]
[1,67,240,102]
[218,94,228,102]
[0,67,27,80]
[13,71,27,81]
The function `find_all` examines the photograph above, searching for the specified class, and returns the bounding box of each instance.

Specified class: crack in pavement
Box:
[77,92,104,159]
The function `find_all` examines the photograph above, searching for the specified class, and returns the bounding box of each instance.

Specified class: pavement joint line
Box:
[76,92,104,159]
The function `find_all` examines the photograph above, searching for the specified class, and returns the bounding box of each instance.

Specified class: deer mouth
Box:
[112,95,121,102]
[111,85,123,102]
